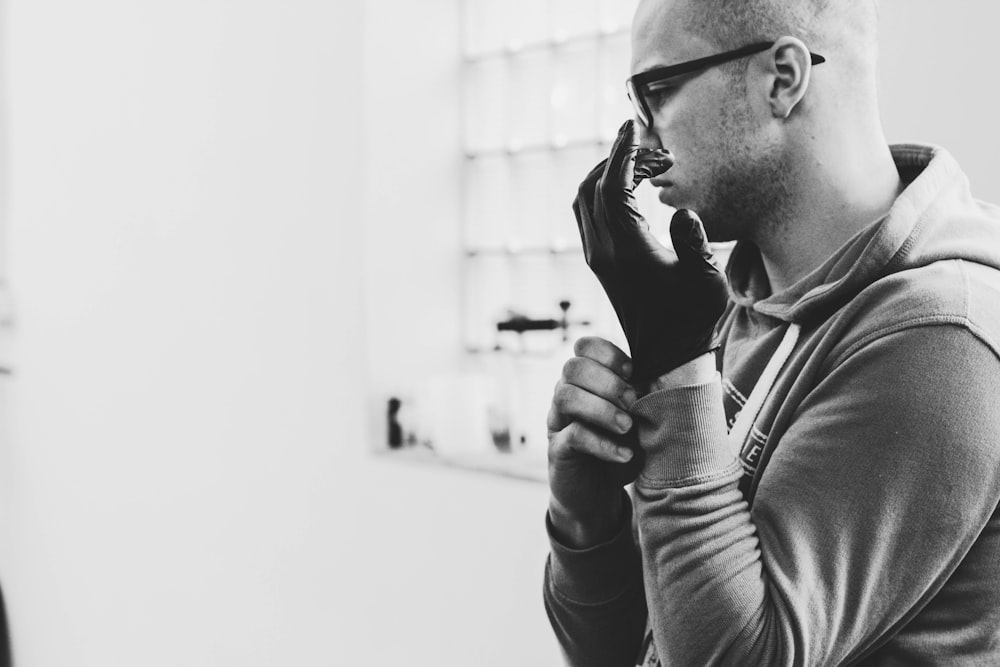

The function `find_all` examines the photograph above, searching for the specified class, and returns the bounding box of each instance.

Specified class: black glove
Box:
[572,120,729,384]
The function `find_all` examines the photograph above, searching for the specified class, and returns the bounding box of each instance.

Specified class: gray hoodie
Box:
[544,144,1000,666]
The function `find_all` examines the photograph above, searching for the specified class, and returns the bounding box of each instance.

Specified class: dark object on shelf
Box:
[496,316,561,333]
[491,426,512,453]
[0,583,9,667]
[496,300,590,342]
[387,397,404,449]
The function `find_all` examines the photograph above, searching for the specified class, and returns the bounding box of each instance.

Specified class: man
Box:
[543,0,1000,664]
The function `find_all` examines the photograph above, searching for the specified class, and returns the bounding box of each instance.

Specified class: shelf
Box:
[374,446,547,484]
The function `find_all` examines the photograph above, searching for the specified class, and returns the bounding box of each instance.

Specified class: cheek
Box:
[659,104,697,155]
[659,100,727,174]
[658,121,720,200]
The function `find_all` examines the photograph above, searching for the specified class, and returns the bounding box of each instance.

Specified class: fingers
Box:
[575,157,609,211]
[574,157,612,255]
[601,120,639,199]
[573,336,632,380]
[548,337,637,435]
[549,420,635,464]
[603,120,676,191]
[633,147,675,187]
[550,369,635,431]
[573,121,655,268]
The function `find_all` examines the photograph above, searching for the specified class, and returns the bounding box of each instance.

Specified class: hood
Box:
[726,144,1000,324]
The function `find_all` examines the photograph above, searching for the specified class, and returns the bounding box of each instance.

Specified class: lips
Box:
[656,186,676,205]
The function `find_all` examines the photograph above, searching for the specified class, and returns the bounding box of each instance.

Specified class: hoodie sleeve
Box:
[542,490,648,667]
[629,322,1000,666]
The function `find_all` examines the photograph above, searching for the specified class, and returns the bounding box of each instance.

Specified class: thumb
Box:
[669,209,714,265]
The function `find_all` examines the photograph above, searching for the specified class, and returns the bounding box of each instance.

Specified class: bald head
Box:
[635,0,879,79]
[681,0,876,51]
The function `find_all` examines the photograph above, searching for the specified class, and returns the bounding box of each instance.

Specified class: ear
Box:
[766,36,814,119]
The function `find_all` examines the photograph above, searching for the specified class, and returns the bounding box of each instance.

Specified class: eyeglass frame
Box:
[625,41,827,128]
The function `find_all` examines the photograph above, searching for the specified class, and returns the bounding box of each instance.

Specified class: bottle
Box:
[387,397,403,449]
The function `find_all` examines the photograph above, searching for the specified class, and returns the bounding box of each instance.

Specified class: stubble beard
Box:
[694,92,792,244]
[698,148,791,244]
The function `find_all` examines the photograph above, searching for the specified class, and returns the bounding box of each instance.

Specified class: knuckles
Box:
[547,423,575,458]
[551,380,577,415]
[573,336,603,358]
[561,356,586,383]
[556,422,587,452]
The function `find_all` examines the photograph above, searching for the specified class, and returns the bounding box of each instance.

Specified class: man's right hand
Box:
[547,336,642,549]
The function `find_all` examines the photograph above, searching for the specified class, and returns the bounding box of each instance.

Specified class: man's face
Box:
[630,0,785,242]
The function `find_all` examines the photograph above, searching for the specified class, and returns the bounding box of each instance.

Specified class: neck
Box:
[754,129,903,294]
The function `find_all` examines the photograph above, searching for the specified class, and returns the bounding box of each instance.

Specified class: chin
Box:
[657,189,702,222]
[657,187,689,209]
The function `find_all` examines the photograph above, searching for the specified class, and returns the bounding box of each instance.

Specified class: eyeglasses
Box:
[625,41,827,128]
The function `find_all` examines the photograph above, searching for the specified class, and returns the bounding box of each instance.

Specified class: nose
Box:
[636,120,662,151]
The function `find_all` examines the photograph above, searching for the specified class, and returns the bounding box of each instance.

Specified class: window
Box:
[459,0,676,357]
[453,0,730,460]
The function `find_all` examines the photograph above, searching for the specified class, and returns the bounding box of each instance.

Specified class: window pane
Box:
[598,32,634,138]
[598,0,638,34]
[504,0,550,50]
[507,50,553,150]
[551,44,599,145]
[462,57,508,153]
[464,255,511,350]
[550,0,599,42]
[463,155,511,251]
[509,152,555,249]
[462,0,506,57]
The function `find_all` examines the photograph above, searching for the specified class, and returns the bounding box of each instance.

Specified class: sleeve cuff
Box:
[545,492,641,604]
[631,375,737,487]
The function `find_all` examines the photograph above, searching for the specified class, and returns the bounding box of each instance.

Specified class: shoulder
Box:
[833,259,1000,359]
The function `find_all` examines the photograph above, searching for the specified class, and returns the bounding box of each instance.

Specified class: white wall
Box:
[878,1,1000,202]
[0,0,563,665]
[2,0,374,665]
[361,0,465,442]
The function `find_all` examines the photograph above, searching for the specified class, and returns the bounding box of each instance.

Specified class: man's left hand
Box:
[572,119,730,384]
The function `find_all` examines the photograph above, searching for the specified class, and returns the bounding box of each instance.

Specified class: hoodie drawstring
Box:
[728,323,802,452]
